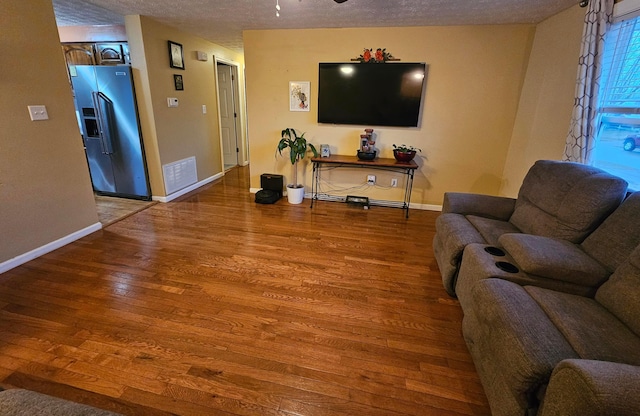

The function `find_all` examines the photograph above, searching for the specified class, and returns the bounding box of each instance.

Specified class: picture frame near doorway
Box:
[173,74,184,91]
[168,41,185,70]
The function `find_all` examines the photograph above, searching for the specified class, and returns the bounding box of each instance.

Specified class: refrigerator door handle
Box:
[92,91,115,155]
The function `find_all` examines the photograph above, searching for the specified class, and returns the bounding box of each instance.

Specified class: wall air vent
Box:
[162,156,197,195]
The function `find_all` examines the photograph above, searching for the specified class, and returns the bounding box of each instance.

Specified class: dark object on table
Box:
[393,149,417,162]
[357,150,377,160]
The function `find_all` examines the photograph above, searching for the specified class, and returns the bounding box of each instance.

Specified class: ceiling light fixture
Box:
[276,0,281,17]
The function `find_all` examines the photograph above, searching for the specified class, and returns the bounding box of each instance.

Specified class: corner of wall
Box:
[500,4,585,197]
[125,15,166,198]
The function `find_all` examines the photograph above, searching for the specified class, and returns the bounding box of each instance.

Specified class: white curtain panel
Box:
[563,0,614,163]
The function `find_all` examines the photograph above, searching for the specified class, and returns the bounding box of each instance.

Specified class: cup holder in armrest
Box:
[484,246,506,256]
[495,261,519,273]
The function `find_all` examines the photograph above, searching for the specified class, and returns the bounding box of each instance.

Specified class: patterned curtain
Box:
[563,0,614,163]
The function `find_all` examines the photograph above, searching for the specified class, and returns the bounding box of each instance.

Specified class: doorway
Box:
[216,62,241,171]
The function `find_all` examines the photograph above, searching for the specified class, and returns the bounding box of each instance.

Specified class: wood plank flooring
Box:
[0,166,490,415]
[94,195,157,227]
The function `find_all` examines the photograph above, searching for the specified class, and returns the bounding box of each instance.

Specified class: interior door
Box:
[217,64,239,169]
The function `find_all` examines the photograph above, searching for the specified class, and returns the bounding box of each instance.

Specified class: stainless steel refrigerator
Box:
[70,65,151,200]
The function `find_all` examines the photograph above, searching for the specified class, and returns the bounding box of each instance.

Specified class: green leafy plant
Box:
[277,128,318,187]
[393,144,422,153]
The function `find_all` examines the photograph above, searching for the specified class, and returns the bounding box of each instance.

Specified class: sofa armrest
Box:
[539,359,640,416]
[442,192,516,220]
[499,233,610,287]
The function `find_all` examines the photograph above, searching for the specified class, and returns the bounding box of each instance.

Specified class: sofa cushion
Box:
[466,216,520,246]
[526,286,640,366]
[581,192,640,273]
[596,244,640,338]
[499,234,610,286]
[509,160,627,243]
[464,278,578,415]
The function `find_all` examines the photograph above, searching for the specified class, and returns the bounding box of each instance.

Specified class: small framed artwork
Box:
[168,40,185,69]
[174,74,184,91]
[290,81,310,112]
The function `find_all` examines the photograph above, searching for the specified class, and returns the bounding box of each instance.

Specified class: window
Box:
[591,15,640,190]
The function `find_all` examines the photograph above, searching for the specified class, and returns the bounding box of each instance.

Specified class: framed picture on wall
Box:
[174,74,184,91]
[290,81,310,112]
[168,40,185,69]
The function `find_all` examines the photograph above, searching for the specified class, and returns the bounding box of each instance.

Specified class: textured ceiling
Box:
[53,0,581,52]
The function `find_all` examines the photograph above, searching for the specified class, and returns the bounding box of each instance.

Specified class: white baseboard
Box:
[0,222,102,275]
[410,203,443,212]
[153,172,224,203]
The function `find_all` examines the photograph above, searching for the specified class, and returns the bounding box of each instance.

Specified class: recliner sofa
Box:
[433,160,640,415]
[433,159,628,297]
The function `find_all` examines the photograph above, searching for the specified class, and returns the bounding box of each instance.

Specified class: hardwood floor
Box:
[94,195,157,227]
[0,166,490,415]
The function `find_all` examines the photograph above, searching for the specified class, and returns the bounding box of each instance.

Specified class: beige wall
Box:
[126,16,246,197]
[1,0,586,269]
[501,5,585,196]
[1,0,99,263]
[244,26,535,206]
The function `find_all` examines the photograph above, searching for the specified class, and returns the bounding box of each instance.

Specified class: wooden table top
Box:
[311,154,418,169]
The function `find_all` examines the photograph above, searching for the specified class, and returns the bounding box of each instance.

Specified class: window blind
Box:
[599,16,640,113]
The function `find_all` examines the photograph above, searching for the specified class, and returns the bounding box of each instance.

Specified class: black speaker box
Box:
[261,173,283,197]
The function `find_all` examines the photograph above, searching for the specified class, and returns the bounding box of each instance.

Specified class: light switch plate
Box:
[167,98,179,107]
[28,105,49,121]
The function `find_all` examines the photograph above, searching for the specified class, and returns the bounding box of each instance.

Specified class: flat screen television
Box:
[317,62,426,128]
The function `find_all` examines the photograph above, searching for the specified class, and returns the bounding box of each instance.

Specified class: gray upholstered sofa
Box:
[433,160,640,415]
[433,159,628,297]
[455,191,640,310]
[464,246,640,415]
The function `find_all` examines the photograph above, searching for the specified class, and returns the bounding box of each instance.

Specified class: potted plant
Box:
[392,144,421,162]
[277,128,318,204]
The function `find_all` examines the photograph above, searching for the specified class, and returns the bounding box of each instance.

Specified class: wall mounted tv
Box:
[317,62,427,128]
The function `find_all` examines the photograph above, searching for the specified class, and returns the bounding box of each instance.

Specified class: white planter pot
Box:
[286,185,305,204]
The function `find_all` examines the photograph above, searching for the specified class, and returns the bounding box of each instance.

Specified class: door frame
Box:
[214,57,246,172]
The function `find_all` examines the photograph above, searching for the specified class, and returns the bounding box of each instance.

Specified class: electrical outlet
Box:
[367,175,376,185]
[391,178,398,187]
[28,105,49,121]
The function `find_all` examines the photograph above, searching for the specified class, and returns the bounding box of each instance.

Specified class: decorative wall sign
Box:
[174,74,184,91]
[351,48,400,63]
[168,40,185,69]
[289,81,310,112]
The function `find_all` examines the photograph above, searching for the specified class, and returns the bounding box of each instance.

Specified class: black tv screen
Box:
[317,62,426,127]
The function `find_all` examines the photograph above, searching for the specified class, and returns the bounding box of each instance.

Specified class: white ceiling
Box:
[52,0,581,52]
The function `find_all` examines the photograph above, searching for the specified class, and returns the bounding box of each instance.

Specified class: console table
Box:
[310,155,418,218]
